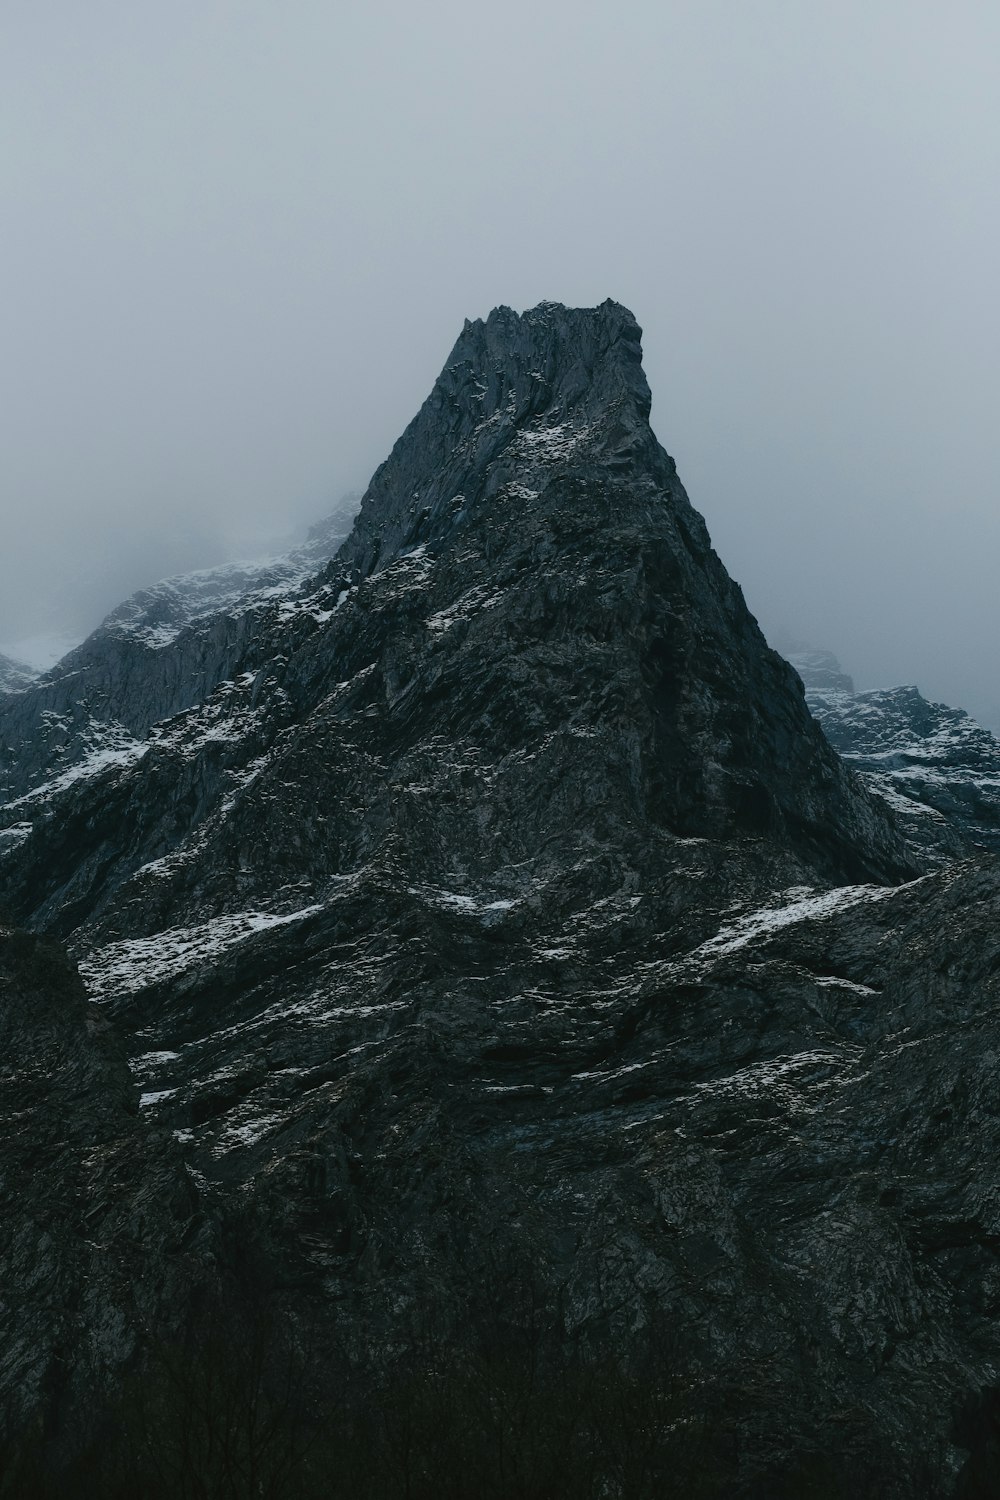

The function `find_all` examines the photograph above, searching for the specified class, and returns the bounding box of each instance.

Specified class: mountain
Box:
[0,649,37,695]
[0,497,359,805]
[3,301,998,1496]
[791,648,1000,861]
[98,501,359,652]
[783,645,855,694]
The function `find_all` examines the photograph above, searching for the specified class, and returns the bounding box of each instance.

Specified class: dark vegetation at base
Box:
[0,1256,954,1500]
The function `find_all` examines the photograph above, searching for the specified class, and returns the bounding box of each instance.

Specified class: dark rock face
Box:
[0,928,203,1478]
[3,301,997,1494]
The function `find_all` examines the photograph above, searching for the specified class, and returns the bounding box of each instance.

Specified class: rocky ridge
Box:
[790,648,1000,860]
[0,650,38,695]
[0,498,358,805]
[1,302,997,1495]
[99,501,359,653]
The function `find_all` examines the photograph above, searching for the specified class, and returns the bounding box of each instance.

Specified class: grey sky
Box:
[3,2,1000,721]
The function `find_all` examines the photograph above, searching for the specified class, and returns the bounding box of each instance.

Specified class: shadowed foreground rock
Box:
[0,929,204,1485]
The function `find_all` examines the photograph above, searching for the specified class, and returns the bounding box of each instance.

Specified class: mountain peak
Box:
[446,298,651,423]
[338,300,657,577]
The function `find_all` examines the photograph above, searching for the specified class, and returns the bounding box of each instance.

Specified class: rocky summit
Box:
[1,301,998,1498]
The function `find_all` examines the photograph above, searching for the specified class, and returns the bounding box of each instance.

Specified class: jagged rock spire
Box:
[339,300,663,578]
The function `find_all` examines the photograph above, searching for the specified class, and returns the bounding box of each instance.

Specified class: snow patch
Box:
[139,1089,177,1109]
[5,740,149,810]
[812,975,878,997]
[220,752,273,814]
[427,584,505,634]
[215,1110,286,1153]
[0,822,33,852]
[692,883,907,962]
[693,1049,850,1099]
[436,891,477,911]
[80,904,325,1000]
[514,421,591,461]
[411,885,518,917]
[131,1049,182,1071]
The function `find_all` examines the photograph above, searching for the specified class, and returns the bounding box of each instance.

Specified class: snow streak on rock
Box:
[79,905,324,999]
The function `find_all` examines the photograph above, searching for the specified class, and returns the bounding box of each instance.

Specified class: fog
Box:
[3,2,999,722]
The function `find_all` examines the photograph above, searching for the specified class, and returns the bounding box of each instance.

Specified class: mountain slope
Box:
[0,301,910,941]
[13,302,993,1494]
[99,502,358,652]
[0,499,358,805]
[0,650,37,695]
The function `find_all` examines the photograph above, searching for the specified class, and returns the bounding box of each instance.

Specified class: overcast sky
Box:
[3,2,1000,721]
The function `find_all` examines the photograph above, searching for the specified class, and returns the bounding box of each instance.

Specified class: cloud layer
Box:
[3,2,999,721]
